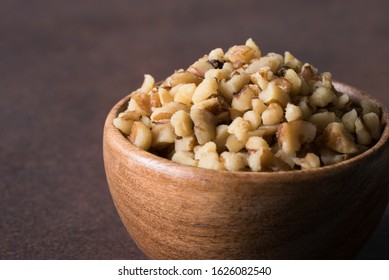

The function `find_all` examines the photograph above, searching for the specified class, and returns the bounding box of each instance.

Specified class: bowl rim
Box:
[104,81,389,180]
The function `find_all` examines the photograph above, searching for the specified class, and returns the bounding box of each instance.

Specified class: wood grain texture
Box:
[103,82,389,259]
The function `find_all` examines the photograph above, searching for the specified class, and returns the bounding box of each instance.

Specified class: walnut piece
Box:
[114,38,383,171]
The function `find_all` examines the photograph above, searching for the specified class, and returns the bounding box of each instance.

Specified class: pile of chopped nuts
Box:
[113,39,383,171]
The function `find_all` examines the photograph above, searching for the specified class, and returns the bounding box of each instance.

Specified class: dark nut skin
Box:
[190,108,217,145]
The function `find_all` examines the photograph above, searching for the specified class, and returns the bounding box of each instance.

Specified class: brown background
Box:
[0,0,388,259]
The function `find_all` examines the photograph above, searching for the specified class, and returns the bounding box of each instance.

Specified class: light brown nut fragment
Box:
[252,98,268,115]
[158,87,173,106]
[245,38,261,59]
[243,110,262,130]
[190,108,217,145]
[129,121,152,150]
[285,103,303,122]
[308,111,336,132]
[194,141,217,160]
[284,69,302,95]
[228,117,251,142]
[284,51,303,72]
[245,53,283,74]
[322,122,359,154]
[225,45,255,65]
[247,148,274,172]
[250,72,268,91]
[319,147,349,166]
[355,117,372,145]
[361,100,380,115]
[231,85,256,112]
[171,151,198,167]
[259,81,290,108]
[139,74,155,94]
[187,58,214,78]
[175,135,196,152]
[225,134,246,152]
[363,112,381,140]
[150,102,189,122]
[258,66,274,81]
[222,62,234,72]
[300,63,319,88]
[113,116,134,135]
[249,124,279,137]
[192,78,218,104]
[197,152,225,170]
[127,92,152,116]
[204,69,230,81]
[192,97,223,115]
[208,48,225,62]
[245,136,269,152]
[171,110,193,137]
[249,83,261,95]
[309,86,336,107]
[341,109,358,133]
[277,120,317,155]
[272,77,292,95]
[293,153,321,170]
[220,152,247,171]
[169,71,202,87]
[320,72,332,89]
[150,122,176,149]
[297,97,314,119]
[140,116,152,128]
[214,125,229,153]
[219,74,251,102]
[119,110,143,121]
[149,88,162,110]
[171,83,197,105]
[262,103,284,125]
[247,129,265,138]
[114,111,141,134]
[334,93,350,109]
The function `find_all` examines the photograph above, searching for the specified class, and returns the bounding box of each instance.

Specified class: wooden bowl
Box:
[103,82,389,259]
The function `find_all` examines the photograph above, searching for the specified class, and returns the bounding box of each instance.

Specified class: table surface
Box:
[1,0,388,259]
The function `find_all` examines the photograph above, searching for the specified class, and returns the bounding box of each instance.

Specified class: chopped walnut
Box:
[114,38,383,172]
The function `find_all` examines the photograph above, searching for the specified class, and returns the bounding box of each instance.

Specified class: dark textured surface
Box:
[0,0,388,259]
